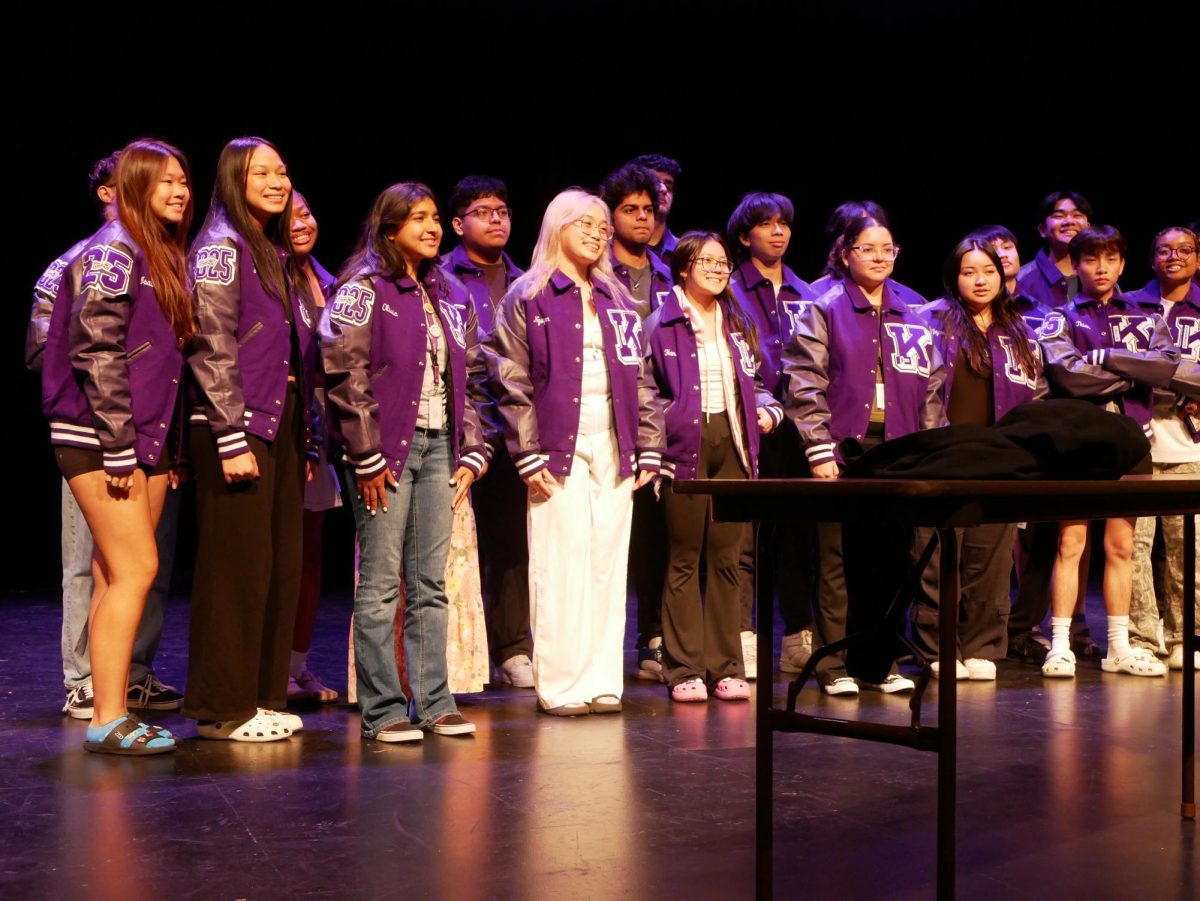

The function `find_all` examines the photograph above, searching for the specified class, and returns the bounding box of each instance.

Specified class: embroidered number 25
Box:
[330,283,376,328]
[80,245,133,298]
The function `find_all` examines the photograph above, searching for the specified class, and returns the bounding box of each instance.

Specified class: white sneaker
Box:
[497,654,534,688]
[963,658,997,681]
[930,660,969,680]
[822,677,859,696]
[1167,645,1199,671]
[780,630,813,674]
[861,674,915,694]
[740,631,758,681]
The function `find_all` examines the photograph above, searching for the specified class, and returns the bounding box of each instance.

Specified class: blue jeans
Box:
[60,478,178,689]
[352,430,459,735]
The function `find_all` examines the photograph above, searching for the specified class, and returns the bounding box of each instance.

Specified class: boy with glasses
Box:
[441,176,533,687]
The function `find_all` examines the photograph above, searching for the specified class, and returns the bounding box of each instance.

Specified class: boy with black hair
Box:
[599,161,673,680]
[1016,190,1093,310]
[633,153,681,262]
[599,162,673,320]
[726,191,819,676]
[442,175,523,337]
[27,151,183,718]
[1038,225,1178,679]
[440,175,533,687]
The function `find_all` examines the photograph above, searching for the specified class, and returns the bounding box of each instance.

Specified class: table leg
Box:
[1183,512,1196,820]
[756,522,774,899]
[936,527,958,900]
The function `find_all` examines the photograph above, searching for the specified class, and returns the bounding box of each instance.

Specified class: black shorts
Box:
[55,446,170,481]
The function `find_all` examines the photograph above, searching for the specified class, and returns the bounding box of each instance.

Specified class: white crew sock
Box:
[1106,616,1132,659]
[1050,617,1072,655]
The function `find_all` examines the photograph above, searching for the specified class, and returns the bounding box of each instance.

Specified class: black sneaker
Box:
[127,675,184,711]
[62,681,94,720]
[1007,631,1049,663]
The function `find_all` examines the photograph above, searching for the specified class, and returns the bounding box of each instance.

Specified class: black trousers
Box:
[631,475,668,646]
[911,523,1014,661]
[183,384,304,723]
[661,414,748,687]
[1009,521,1057,635]
[472,444,532,664]
[739,421,816,635]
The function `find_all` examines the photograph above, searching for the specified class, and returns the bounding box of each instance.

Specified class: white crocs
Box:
[1101,648,1167,677]
[197,710,293,742]
[1041,649,1076,678]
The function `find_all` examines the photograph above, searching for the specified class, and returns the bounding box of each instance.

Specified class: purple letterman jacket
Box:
[1016,248,1075,310]
[439,244,523,338]
[187,217,319,459]
[783,278,947,467]
[1037,292,1180,437]
[730,260,818,398]
[809,272,928,310]
[321,265,489,481]
[1125,279,1200,401]
[644,288,782,480]
[483,269,666,480]
[917,298,1049,420]
[42,220,186,475]
[650,227,678,264]
[609,248,673,320]
[26,237,88,372]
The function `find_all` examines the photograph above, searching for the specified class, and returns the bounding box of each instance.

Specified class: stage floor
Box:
[0,592,1194,900]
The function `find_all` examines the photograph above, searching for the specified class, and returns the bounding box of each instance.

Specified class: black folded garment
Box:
[842,399,1149,480]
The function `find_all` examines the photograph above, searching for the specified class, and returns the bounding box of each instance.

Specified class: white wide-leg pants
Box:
[528,429,633,709]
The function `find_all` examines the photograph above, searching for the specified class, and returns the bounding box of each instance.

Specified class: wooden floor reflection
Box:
[0,593,1194,900]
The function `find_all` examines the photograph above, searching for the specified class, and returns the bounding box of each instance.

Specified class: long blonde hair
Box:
[509,188,629,305]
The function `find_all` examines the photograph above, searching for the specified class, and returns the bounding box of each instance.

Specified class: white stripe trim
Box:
[516,454,547,476]
[217,431,248,446]
[805,442,836,460]
[103,449,137,460]
[50,430,102,447]
[52,421,100,436]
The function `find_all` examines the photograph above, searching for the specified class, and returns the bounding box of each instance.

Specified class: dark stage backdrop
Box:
[2,3,1189,594]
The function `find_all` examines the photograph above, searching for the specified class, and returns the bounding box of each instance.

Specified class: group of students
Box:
[30,137,1199,755]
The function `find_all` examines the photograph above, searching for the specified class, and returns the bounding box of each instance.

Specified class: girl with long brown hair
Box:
[42,138,193,753]
[184,137,319,742]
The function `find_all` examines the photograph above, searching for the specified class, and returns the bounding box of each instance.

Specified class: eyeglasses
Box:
[849,244,900,261]
[462,206,512,222]
[1154,245,1196,260]
[572,218,612,240]
[692,257,733,274]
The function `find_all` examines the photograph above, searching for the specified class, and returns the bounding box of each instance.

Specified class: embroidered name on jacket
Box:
[781,299,810,336]
[606,309,643,365]
[883,323,933,376]
[1175,317,1199,361]
[438,300,467,348]
[80,245,132,298]
[330,283,375,327]
[1109,315,1155,351]
[731,333,758,377]
[997,335,1040,388]
[193,244,237,286]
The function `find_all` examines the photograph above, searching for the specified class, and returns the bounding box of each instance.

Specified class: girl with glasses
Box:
[1123,227,1200,671]
[783,216,946,696]
[644,232,781,702]
[484,189,665,716]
